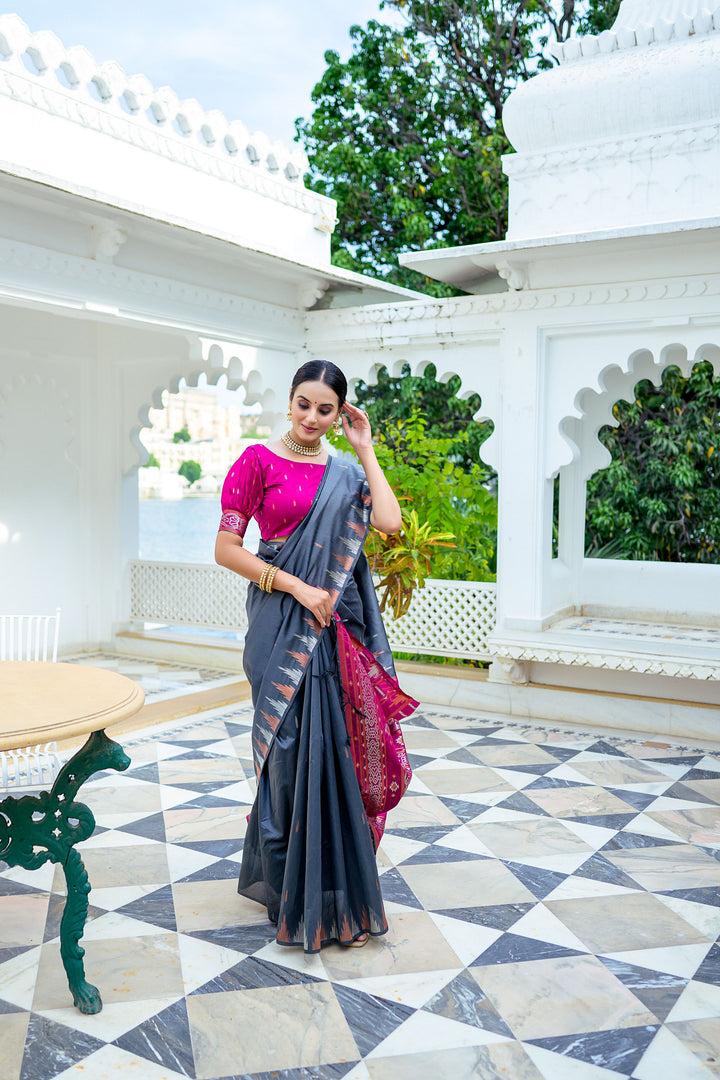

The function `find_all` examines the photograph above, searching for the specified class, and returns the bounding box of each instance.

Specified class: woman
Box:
[215,360,417,952]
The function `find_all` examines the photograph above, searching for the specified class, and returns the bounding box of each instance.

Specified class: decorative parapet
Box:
[550,1,719,63]
[380,578,497,660]
[0,15,308,187]
[0,15,335,260]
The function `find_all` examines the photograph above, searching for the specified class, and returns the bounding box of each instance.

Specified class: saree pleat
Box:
[238,628,387,949]
[237,456,416,952]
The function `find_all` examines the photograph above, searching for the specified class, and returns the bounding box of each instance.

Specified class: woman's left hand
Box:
[340,402,373,453]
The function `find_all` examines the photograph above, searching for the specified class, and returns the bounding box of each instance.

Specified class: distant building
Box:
[139,387,269,496]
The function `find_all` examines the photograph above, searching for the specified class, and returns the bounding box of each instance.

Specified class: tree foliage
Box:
[300,0,720,572]
[178,459,202,485]
[352,362,493,475]
[585,363,720,561]
[297,1,621,292]
[331,411,497,580]
[173,426,191,444]
[575,0,621,34]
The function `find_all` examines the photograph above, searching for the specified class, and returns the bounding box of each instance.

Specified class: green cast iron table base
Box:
[0,729,130,1014]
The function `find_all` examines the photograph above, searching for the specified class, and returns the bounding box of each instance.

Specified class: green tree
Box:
[296,2,620,292]
[146,452,160,468]
[585,362,720,561]
[353,362,493,476]
[173,426,191,444]
[178,460,202,485]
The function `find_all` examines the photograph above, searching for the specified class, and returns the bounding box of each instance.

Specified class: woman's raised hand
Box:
[292,581,335,628]
[340,402,373,453]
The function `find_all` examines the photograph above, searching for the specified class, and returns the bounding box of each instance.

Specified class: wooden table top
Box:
[0,662,145,751]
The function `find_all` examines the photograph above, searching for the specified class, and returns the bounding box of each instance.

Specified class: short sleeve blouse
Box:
[218,444,325,542]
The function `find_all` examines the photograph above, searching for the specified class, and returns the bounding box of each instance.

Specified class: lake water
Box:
[139,497,261,563]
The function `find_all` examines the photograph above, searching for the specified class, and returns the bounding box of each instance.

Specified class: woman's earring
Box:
[333,417,343,435]
[286,410,292,421]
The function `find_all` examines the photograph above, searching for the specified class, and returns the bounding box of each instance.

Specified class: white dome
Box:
[501,3,720,239]
[503,33,720,154]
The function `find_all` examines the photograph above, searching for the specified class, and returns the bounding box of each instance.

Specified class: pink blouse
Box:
[218,443,325,542]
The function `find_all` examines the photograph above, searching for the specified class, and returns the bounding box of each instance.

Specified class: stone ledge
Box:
[490,615,720,682]
[111,630,245,673]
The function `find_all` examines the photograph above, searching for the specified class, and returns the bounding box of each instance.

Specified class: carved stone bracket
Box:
[488,657,529,684]
[91,223,128,262]
[496,261,528,291]
[297,281,330,309]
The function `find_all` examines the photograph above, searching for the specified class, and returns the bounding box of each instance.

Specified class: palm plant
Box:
[366,505,455,620]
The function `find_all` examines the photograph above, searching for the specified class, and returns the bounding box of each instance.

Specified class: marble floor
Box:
[3,701,720,1080]
[64,653,242,703]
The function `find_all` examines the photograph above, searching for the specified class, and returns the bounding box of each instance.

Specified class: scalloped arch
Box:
[129,340,283,471]
[555,341,720,483]
[343,354,499,472]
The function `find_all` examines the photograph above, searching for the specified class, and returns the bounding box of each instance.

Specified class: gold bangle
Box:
[265,565,279,593]
[257,564,270,592]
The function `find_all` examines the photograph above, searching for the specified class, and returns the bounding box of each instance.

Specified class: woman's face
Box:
[288,379,341,443]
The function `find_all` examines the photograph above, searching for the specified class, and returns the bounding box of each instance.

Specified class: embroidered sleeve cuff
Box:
[218,510,248,537]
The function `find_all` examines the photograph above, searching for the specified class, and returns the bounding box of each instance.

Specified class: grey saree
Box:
[237,455,416,951]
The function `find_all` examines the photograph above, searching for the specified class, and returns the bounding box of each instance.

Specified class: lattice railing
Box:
[380,578,497,659]
[128,561,497,659]
[129,560,249,633]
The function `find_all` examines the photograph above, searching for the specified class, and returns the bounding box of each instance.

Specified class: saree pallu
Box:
[238,456,417,952]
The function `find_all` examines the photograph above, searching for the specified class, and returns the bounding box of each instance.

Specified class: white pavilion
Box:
[2,1,719,743]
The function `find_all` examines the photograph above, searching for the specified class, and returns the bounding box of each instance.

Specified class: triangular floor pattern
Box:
[2,702,720,1080]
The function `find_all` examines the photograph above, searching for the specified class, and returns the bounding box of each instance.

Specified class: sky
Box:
[8,1,403,146]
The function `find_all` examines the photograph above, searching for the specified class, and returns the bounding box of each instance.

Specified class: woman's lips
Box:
[301,425,317,435]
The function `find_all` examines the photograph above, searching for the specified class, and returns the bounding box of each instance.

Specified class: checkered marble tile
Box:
[63,652,240,703]
[3,704,720,1080]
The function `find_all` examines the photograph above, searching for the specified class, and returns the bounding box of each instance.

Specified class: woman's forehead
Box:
[292,380,339,404]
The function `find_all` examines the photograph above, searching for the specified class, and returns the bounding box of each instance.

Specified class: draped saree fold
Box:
[237,456,417,951]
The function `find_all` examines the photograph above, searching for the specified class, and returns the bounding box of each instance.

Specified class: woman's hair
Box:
[290,360,347,408]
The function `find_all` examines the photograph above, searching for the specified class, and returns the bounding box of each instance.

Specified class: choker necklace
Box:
[282,430,323,457]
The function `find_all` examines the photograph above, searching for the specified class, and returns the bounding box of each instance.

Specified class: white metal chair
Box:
[0,608,61,662]
[1,608,62,790]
